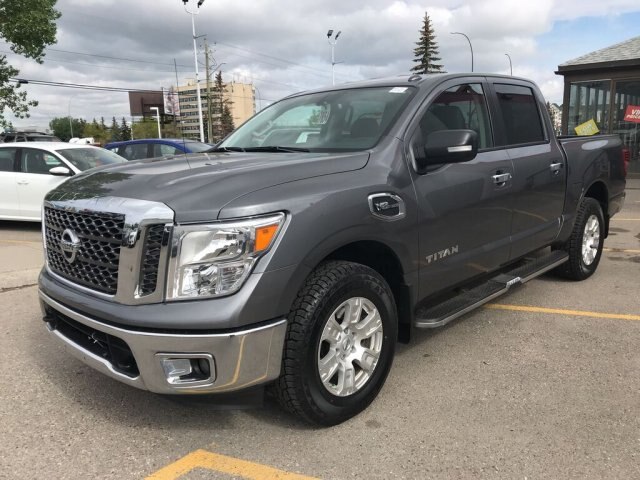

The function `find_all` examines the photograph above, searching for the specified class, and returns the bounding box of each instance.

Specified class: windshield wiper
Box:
[242,146,311,153]
[207,146,246,152]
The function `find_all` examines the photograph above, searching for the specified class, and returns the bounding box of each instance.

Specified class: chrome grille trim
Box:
[43,196,174,305]
[44,208,124,294]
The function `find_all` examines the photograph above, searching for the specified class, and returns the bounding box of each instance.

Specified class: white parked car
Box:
[0,142,126,221]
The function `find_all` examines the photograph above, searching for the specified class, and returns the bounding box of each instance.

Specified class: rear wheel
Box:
[273,261,397,426]
[555,197,604,280]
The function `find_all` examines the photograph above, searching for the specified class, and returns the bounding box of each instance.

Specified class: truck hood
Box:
[49,151,370,222]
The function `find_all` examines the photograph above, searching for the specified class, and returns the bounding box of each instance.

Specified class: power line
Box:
[45,47,193,69]
[11,78,162,93]
[214,41,354,81]
[1,50,184,74]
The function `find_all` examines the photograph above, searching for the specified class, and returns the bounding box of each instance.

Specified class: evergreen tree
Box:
[212,71,234,142]
[221,104,235,138]
[411,12,445,74]
[84,117,109,145]
[110,116,121,142]
[119,117,131,141]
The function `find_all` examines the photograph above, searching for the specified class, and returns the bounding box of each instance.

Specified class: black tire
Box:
[554,197,604,280]
[273,260,397,426]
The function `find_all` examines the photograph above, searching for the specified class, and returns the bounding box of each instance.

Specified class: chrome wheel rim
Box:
[581,214,600,266]
[317,297,384,397]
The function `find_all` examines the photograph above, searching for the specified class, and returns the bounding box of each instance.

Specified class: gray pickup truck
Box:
[39,74,627,426]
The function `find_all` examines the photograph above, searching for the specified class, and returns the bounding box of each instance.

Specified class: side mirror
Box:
[415,129,478,173]
[49,166,73,176]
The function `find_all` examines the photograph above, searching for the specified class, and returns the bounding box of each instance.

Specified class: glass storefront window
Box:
[612,80,640,163]
[567,80,611,134]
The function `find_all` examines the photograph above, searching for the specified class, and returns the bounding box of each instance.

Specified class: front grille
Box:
[44,207,125,295]
[43,305,139,377]
[139,224,166,295]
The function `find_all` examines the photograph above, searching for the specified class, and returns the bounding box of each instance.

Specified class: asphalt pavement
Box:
[0,179,639,479]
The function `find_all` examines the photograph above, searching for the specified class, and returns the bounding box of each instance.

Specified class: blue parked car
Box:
[104,138,212,161]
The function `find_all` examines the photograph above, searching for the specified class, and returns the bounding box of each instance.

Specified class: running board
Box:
[414,250,569,329]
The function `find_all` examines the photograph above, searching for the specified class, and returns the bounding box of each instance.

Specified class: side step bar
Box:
[414,250,569,329]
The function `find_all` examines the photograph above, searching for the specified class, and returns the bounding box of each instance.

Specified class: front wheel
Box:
[554,197,604,280]
[273,261,397,426]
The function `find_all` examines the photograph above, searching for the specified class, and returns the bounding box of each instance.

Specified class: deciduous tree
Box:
[0,0,61,126]
[49,116,86,142]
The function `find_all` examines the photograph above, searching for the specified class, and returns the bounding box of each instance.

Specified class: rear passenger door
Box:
[0,147,20,218]
[407,79,514,299]
[488,81,566,259]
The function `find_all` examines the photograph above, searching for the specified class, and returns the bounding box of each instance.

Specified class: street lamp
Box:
[150,107,162,139]
[68,95,77,139]
[505,53,513,76]
[327,29,342,86]
[182,0,206,142]
[451,32,474,72]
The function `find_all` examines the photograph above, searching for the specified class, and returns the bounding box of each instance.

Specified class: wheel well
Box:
[584,181,609,236]
[323,241,412,343]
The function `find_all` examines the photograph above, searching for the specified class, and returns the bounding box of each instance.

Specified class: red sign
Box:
[624,105,640,123]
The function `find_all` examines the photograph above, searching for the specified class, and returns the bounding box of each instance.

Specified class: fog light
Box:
[158,354,215,385]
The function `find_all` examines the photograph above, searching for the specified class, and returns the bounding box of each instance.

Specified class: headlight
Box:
[167,213,285,300]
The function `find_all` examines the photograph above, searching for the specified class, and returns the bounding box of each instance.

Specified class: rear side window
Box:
[154,144,181,157]
[0,148,17,171]
[120,143,149,160]
[495,84,545,145]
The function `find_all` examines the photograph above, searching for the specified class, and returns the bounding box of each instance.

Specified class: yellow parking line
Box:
[603,247,640,254]
[487,304,640,322]
[611,218,640,221]
[146,449,318,480]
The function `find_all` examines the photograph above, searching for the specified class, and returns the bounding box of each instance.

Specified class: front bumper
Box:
[40,290,287,394]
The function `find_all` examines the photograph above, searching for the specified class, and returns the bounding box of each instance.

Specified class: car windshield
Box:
[218,86,416,152]
[57,147,127,171]
[183,141,212,153]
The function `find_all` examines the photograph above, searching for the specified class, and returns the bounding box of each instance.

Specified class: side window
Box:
[0,148,17,172]
[121,143,148,160]
[154,144,181,157]
[21,149,63,174]
[494,84,545,145]
[3,134,15,143]
[412,83,493,156]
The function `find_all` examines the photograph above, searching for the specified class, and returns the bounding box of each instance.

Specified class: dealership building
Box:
[556,35,640,173]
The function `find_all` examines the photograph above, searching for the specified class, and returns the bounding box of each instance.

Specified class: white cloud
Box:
[3,0,640,129]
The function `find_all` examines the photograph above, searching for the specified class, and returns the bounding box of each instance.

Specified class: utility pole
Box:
[205,40,213,143]
[183,0,206,142]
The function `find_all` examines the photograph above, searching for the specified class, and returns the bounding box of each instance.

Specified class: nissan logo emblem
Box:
[60,228,82,264]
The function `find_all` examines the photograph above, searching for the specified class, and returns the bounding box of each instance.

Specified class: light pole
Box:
[68,95,77,139]
[505,53,513,76]
[150,107,162,139]
[327,29,341,86]
[451,32,474,72]
[182,0,206,142]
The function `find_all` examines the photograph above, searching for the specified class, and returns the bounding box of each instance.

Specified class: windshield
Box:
[57,147,127,171]
[219,86,416,152]
[184,141,213,153]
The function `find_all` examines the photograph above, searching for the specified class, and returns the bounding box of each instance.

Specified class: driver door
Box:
[407,80,514,299]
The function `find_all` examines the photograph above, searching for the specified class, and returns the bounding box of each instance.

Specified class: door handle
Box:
[492,173,512,184]
[550,162,563,174]
[17,180,29,185]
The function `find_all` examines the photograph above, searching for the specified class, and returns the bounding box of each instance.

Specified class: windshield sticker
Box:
[389,87,408,93]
